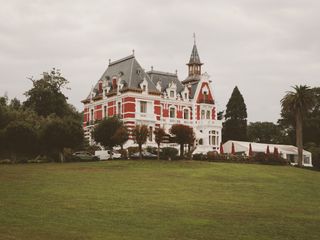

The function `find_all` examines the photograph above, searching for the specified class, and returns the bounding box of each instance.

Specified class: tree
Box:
[247,122,286,144]
[222,86,247,142]
[281,85,314,167]
[112,125,129,151]
[9,98,21,110]
[170,124,195,158]
[154,127,166,160]
[93,117,123,158]
[132,125,148,160]
[4,121,38,162]
[41,117,84,162]
[24,68,71,117]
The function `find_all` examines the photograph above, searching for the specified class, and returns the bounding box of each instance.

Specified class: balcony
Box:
[198,97,215,104]
[196,119,222,127]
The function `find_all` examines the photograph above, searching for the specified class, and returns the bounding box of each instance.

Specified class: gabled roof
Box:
[147,70,184,93]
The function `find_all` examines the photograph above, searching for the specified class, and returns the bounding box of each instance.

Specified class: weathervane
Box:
[193,32,196,44]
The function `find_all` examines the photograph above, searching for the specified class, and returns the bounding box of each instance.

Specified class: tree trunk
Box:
[110,148,113,160]
[180,144,184,158]
[139,144,142,160]
[296,112,303,167]
[187,144,191,160]
[157,144,160,161]
[11,153,17,164]
[59,151,64,163]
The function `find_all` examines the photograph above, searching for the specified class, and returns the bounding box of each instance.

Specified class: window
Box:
[183,109,189,119]
[185,93,188,99]
[304,156,310,165]
[118,102,121,113]
[104,106,107,118]
[203,91,208,103]
[170,90,175,98]
[90,109,94,121]
[169,107,175,118]
[140,101,147,113]
[201,110,205,119]
[149,126,153,141]
[209,130,218,146]
[142,85,146,91]
[206,110,210,119]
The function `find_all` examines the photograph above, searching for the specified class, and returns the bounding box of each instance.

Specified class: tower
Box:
[183,34,203,84]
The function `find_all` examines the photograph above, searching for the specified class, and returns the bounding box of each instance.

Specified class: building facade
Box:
[82,42,222,152]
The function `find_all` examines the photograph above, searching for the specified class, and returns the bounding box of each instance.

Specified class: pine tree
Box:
[222,86,248,142]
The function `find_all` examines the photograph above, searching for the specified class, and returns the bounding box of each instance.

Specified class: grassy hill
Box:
[0,161,319,240]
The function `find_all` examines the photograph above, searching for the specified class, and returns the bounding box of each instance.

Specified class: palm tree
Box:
[281,85,314,167]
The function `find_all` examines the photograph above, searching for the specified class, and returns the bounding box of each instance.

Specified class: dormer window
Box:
[170,90,175,98]
[185,93,188,99]
[143,85,146,91]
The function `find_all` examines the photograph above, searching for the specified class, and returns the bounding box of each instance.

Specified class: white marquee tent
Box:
[223,140,312,167]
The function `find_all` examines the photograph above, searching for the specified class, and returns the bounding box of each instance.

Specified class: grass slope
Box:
[0,161,319,240]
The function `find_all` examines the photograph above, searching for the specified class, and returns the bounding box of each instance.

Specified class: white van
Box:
[95,150,121,160]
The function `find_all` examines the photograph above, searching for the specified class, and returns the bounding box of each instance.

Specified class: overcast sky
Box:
[1,0,319,123]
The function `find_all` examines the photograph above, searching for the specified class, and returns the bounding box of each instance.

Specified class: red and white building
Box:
[82,42,222,152]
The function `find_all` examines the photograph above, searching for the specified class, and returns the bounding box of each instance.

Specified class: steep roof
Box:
[100,55,158,92]
[188,43,202,65]
[188,81,200,99]
[84,55,160,100]
[147,70,184,93]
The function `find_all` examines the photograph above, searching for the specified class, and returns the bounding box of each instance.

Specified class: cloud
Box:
[0,0,319,122]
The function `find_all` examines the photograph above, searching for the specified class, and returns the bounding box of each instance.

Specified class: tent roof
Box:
[223,140,311,156]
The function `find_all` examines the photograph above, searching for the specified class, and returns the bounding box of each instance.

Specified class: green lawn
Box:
[0,161,319,240]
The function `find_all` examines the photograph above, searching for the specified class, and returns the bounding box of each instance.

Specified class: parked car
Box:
[95,150,121,160]
[72,151,99,161]
[130,151,157,159]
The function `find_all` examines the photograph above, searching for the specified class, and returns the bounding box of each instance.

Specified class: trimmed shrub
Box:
[161,147,178,160]
[253,152,288,165]
[192,153,206,161]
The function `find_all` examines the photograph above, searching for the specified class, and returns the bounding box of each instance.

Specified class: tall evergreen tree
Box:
[222,86,248,142]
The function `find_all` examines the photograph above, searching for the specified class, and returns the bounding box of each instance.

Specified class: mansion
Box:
[82,42,222,152]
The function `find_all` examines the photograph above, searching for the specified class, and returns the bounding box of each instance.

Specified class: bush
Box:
[253,152,288,165]
[128,146,139,157]
[146,146,158,155]
[119,149,128,159]
[161,147,178,160]
[0,159,12,164]
[192,153,206,161]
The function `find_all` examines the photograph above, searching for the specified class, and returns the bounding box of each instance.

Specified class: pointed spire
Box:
[188,33,202,65]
